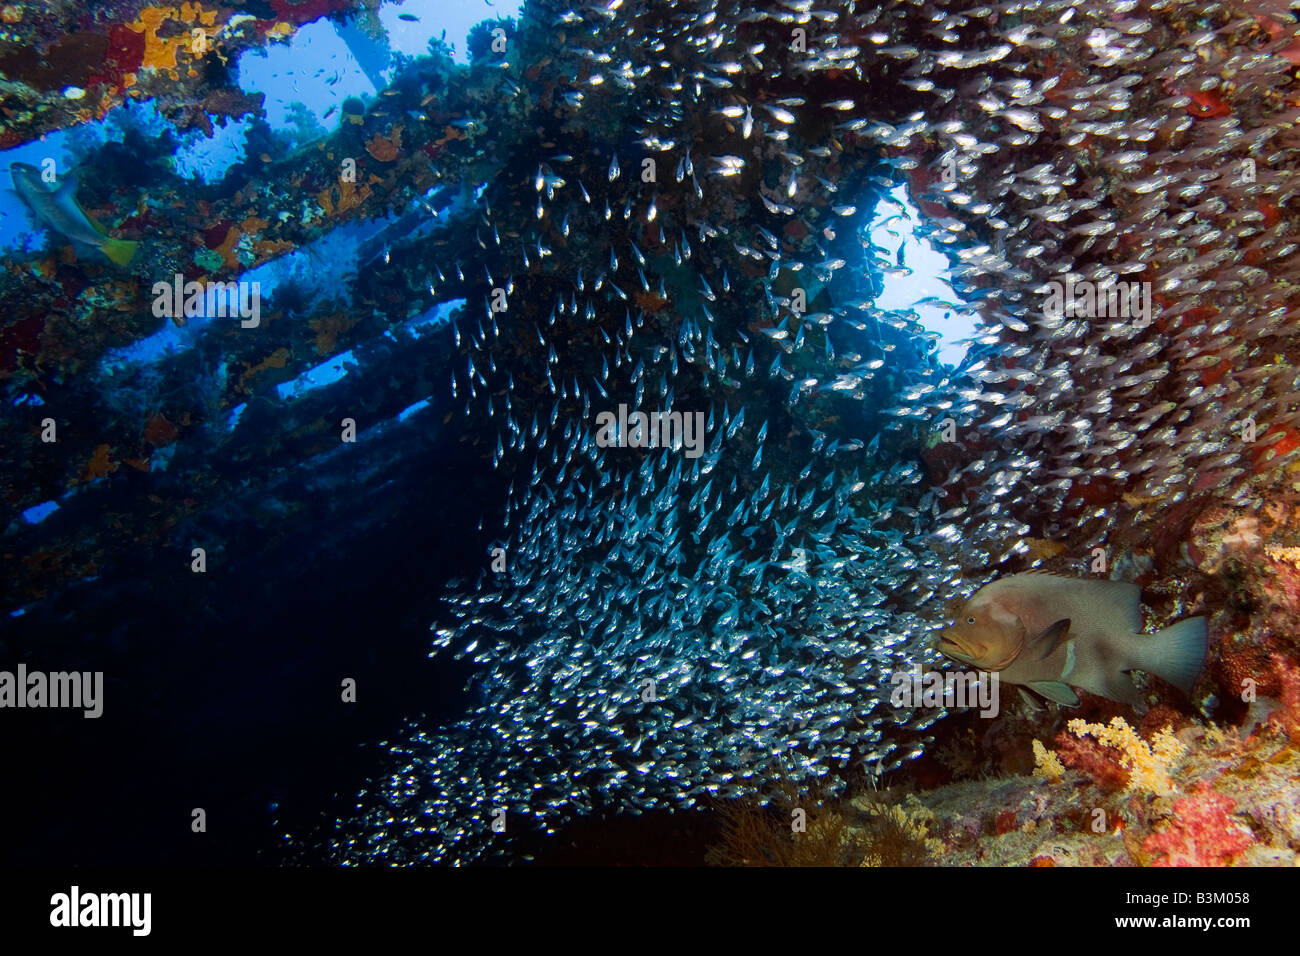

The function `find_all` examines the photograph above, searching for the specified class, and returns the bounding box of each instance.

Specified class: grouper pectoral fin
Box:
[1029,618,1071,661]
[1026,681,1080,707]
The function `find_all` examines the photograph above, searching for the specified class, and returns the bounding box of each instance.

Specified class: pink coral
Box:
[1142,784,1254,866]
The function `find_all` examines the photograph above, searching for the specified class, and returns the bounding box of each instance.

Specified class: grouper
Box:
[10,162,138,267]
[936,572,1208,708]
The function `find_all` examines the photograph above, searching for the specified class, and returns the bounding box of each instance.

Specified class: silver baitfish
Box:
[292,0,1300,866]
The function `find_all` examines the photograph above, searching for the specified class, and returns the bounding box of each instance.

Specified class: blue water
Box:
[0,0,986,869]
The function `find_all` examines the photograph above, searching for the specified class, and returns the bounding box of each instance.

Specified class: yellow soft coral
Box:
[1032,738,1065,783]
[1067,717,1185,795]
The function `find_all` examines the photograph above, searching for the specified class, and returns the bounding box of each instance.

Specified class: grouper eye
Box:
[967,617,976,625]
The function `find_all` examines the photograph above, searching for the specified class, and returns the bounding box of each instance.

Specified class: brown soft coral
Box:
[1053,728,1130,791]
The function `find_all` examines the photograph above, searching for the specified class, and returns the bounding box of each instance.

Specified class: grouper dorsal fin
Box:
[1026,681,1080,707]
[1029,618,1071,661]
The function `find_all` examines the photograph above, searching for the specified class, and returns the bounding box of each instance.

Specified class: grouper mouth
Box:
[935,635,976,664]
[936,632,1026,671]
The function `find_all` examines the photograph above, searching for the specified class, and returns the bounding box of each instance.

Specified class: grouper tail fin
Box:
[1143,617,1208,695]
[101,238,138,267]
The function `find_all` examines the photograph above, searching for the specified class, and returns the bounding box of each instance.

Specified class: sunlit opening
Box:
[866,185,977,367]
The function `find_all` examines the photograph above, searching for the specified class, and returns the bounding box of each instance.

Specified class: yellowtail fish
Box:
[10,163,138,267]
[937,572,1208,708]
